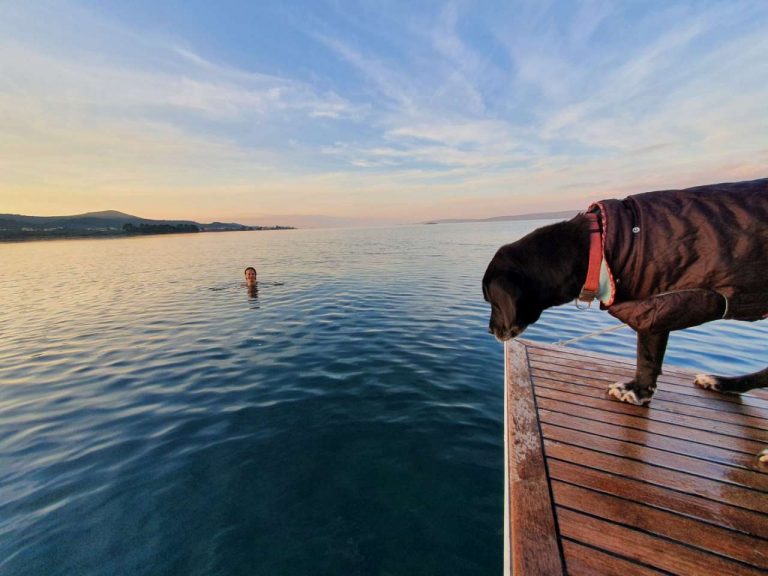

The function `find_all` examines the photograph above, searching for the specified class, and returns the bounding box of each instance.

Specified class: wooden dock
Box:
[504,339,768,576]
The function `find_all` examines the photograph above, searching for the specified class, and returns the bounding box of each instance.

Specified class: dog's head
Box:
[482,215,589,341]
[482,248,545,342]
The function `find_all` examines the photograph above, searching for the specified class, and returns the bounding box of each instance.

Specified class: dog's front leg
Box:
[608,330,669,406]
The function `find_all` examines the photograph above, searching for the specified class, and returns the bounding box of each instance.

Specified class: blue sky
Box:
[1,1,767,226]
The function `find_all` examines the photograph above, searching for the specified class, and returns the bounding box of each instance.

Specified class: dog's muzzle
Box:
[489,324,526,342]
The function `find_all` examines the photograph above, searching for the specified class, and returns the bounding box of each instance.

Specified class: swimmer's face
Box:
[244,268,257,282]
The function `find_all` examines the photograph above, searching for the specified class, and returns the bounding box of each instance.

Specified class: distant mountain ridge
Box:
[0,210,292,241]
[423,209,579,225]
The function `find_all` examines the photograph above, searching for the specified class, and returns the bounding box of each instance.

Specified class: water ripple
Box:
[0,222,764,575]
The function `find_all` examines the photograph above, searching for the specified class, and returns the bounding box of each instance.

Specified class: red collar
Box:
[578,212,602,303]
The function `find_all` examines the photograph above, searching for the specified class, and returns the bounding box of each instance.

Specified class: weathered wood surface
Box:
[505,339,768,576]
[504,340,564,575]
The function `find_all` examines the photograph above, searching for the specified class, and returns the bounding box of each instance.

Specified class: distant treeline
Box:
[0,229,121,240]
[0,217,294,242]
[122,223,200,235]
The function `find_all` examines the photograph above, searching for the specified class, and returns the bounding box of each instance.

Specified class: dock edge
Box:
[504,340,564,576]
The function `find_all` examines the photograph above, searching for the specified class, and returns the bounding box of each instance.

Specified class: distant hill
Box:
[423,209,579,225]
[0,210,293,241]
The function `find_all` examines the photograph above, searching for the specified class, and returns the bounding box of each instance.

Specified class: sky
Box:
[1,1,767,227]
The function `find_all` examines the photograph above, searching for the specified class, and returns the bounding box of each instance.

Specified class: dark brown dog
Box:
[483,178,768,462]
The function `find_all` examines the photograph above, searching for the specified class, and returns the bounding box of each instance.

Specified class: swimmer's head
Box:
[244,267,257,283]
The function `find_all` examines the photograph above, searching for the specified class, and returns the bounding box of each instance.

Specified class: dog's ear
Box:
[486,275,521,328]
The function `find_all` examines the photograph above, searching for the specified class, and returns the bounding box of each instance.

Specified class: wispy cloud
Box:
[0,0,766,224]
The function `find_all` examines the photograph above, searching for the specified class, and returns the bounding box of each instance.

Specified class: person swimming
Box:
[244,266,258,298]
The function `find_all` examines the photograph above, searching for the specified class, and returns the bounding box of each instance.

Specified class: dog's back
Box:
[595,178,768,323]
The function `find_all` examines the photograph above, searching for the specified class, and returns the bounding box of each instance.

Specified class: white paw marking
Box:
[607,383,650,406]
[694,374,720,391]
[759,449,768,465]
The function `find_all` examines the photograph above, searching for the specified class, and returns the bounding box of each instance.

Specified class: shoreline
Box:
[0,227,295,244]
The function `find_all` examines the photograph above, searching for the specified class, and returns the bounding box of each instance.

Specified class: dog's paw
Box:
[759,449,768,466]
[607,381,654,406]
[694,374,722,391]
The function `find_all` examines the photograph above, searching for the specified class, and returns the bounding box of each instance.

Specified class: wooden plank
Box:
[562,540,667,576]
[557,507,767,575]
[544,440,768,513]
[523,340,636,364]
[537,396,766,455]
[539,409,761,472]
[530,353,766,398]
[504,340,564,576]
[553,481,768,569]
[526,342,765,386]
[542,423,768,491]
[533,375,768,430]
[527,348,768,409]
[534,387,768,442]
[530,363,768,418]
[526,340,768,391]
[526,342,768,404]
[549,459,768,539]
[528,356,768,410]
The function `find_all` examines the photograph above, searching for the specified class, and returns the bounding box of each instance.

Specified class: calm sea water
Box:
[1,222,766,575]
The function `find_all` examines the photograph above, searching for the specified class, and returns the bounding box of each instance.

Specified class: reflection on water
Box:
[244,281,259,299]
[0,223,765,576]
